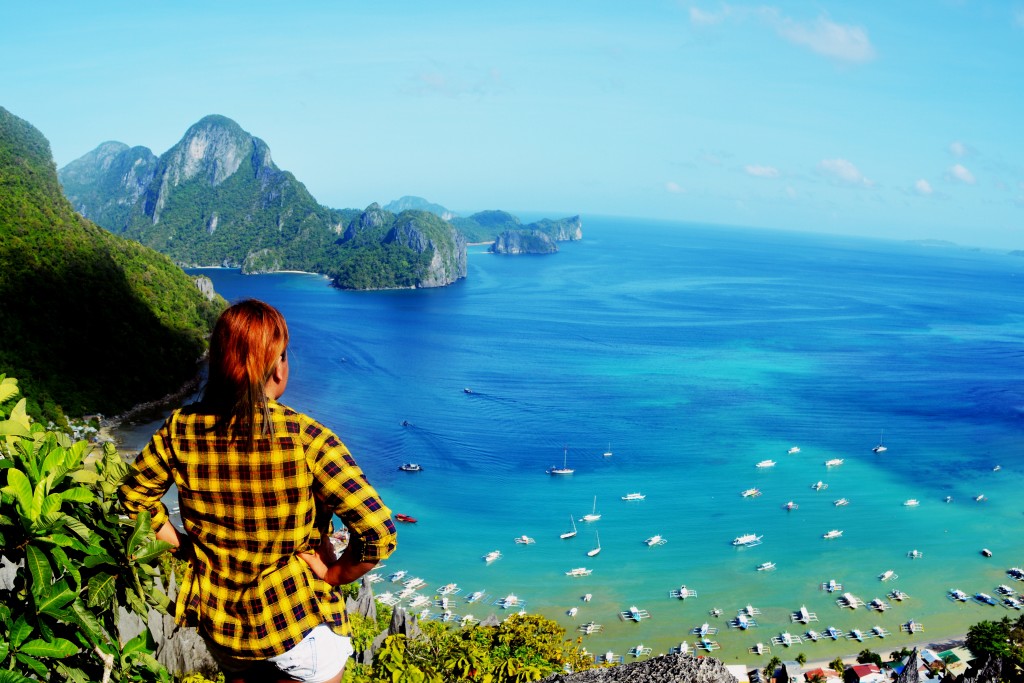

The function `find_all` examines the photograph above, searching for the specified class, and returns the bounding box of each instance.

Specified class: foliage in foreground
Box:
[0,375,171,682]
[966,615,1024,682]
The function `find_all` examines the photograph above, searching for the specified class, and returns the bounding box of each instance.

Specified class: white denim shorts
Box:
[206,624,354,683]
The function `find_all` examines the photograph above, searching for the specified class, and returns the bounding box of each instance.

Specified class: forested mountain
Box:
[60,116,467,289]
[452,210,583,244]
[0,106,224,421]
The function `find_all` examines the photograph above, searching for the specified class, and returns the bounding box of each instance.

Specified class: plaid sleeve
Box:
[117,413,174,531]
[302,418,397,563]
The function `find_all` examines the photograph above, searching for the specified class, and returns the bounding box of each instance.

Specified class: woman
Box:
[120,299,397,683]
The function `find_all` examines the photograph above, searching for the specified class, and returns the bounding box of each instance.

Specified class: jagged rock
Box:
[192,275,217,301]
[895,648,921,683]
[541,653,737,683]
[354,575,378,622]
[479,614,501,627]
[388,607,425,641]
[960,655,1002,683]
[490,229,558,255]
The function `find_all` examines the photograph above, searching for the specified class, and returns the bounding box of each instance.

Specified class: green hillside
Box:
[0,106,224,422]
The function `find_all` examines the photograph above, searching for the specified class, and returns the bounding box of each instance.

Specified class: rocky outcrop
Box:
[383,195,457,221]
[490,229,558,255]
[530,215,583,241]
[192,275,217,301]
[541,653,738,683]
[58,141,158,229]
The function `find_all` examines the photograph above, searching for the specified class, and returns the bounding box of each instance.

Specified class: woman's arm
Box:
[299,534,377,586]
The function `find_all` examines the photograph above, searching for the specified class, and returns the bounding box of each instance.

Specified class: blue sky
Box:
[3,1,1022,247]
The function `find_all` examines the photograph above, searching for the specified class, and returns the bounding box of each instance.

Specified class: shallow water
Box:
[151,217,1024,665]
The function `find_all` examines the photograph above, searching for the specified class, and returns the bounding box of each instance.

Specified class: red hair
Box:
[203,299,289,444]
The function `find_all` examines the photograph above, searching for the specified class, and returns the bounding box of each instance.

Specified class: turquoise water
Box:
[158,217,1024,665]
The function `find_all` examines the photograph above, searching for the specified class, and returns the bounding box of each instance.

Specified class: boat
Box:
[907,549,924,559]
[903,620,923,634]
[408,595,431,608]
[811,480,828,491]
[395,513,418,523]
[567,607,578,617]
[825,458,844,467]
[628,643,651,657]
[869,598,889,612]
[741,487,762,498]
[404,577,426,589]
[398,463,423,472]
[587,531,601,557]
[825,626,843,640]
[579,621,601,635]
[627,605,644,622]
[603,443,613,457]
[483,550,501,563]
[993,464,1001,471]
[949,588,969,602]
[732,533,763,547]
[783,501,798,510]
[580,496,601,522]
[566,567,592,577]
[622,492,646,501]
[1005,597,1023,610]
[889,589,909,601]
[823,579,841,593]
[583,593,592,602]
[806,630,821,642]
[903,499,920,507]
[514,534,535,545]
[547,447,574,475]
[645,534,666,547]
[945,495,954,503]
[823,529,843,539]
[756,459,776,468]
[872,431,887,453]
[466,590,484,603]
[463,387,473,394]
[872,625,889,638]
[709,607,723,617]
[879,569,896,581]
[975,592,997,605]
[833,498,849,506]
[757,561,776,572]
[982,548,993,557]
[560,515,578,539]
[437,582,460,595]
[388,570,407,582]
[788,446,801,454]
[975,494,987,502]
[849,629,865,642]
[499,593,519,609]
[997,585,1016,595]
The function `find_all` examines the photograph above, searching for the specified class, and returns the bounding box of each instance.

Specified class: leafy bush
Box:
[0,375,172,682]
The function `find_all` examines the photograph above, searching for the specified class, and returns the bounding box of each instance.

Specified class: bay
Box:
[166,216,1024,665]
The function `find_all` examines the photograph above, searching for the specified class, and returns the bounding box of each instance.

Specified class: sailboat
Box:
[587,531,601,557]
[548,446,575,475]
[560,515,577,539]
[872,431,887,454]
[581,496,601,522]
[603,442,613,457]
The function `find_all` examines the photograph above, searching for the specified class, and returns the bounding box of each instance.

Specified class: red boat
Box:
[395,513,418,524]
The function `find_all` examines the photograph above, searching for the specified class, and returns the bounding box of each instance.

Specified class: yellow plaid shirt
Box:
[118,400,397,659]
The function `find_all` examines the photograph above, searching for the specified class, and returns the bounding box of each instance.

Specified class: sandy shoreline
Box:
[797,633,966,672]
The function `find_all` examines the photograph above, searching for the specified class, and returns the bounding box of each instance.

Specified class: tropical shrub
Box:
[0,375,172,682]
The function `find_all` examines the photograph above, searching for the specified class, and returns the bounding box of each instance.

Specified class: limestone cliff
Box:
[58,141,158,230]
[490,229,558,254]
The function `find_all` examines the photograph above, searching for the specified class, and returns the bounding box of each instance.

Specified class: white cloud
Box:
[949,164,976,185]
[665,181,685,194]
[949,141,968,158]
[745,164,780,178]
[914,179,933,196]
[818,158,872,186]
[767,12,876,64]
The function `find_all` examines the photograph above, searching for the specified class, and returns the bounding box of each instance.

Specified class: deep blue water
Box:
[179,216,1024,663]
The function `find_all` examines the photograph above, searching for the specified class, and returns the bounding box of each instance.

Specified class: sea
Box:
[120,216,1024,666]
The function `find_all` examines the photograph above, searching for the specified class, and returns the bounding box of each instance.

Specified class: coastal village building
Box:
[803,667,842,682]
[844,663,885,683]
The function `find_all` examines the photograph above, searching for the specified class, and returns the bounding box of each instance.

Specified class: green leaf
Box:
[10,616,32,648]
[0,399,32,437]
[59,487,95,504]
[24,545,52,595]
[0,639,8,664]
[53,663,90,683]
[87,572,117,608]
[122,629,154,656]
[61,514,92,541]
[39,493,62,518]
[131,539,173,564]
[124,585,149,618]
[14,653,48,678]
[3,468,32,515]
[0,376,19,403]
[69,469,100,485]
[29,479,46,520]
[47,545,81,589]
[37,581,77,616]
[20,637,78,658]
[126,509,152,557]
[0,669,34,683]
[128,650,162,673]
[82,552,117,569]
[70,599,106,645]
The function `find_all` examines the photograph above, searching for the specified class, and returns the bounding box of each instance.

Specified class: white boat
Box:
[788,446,801,454]
[825,458,844,467]
[872,625,889,638]
[741,487,762,498]
[872,431,887,453]
[483,550,501,563]
[398,462,423,472]
[902,620,923,634]
[975,494,987,502]
[806,630,821,642]
[628,643,651,657]
[732,533,763,547]
[626,605,645,622]
[949,588,969,602]
[903,499,920,507]
[997,585,1017,595]
[409,595,431,608]
[1005,597,1023,610]
[404,577,426,589]
[560,515,577,539]
[548,447,574,475]
[811,480,828,491]
[587,531,601,557]
[583,593,593,602]
[645,534,666,547]
[756,459,776,468]
[579,621,602,635]
[466,590,485,603]
[833,498,849,506]
[822,579,842,593]
[388,570,408,582]
[869,598,890,612]
[580,496,601,522]
[975,592,997,605]
[783,501,798,510]
[565,567,592,577]
[437,582,460,595]
[603,443,613,457]
[907,549,924,559]
[514,535,535,545]
[826,626,843,640]
[879,569,896,581]
[568,607,578,617]
[460,614,476,625]
[621,492,646,501]
[499,593,519,609]
[823,529,843,539]
[757,561,776,572]
[889,589,909,601]
[849,629,865,642]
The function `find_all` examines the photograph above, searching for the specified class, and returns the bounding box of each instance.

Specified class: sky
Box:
[2,1,1022,248]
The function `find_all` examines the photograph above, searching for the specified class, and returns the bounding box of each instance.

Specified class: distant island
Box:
[59,115,582,290]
